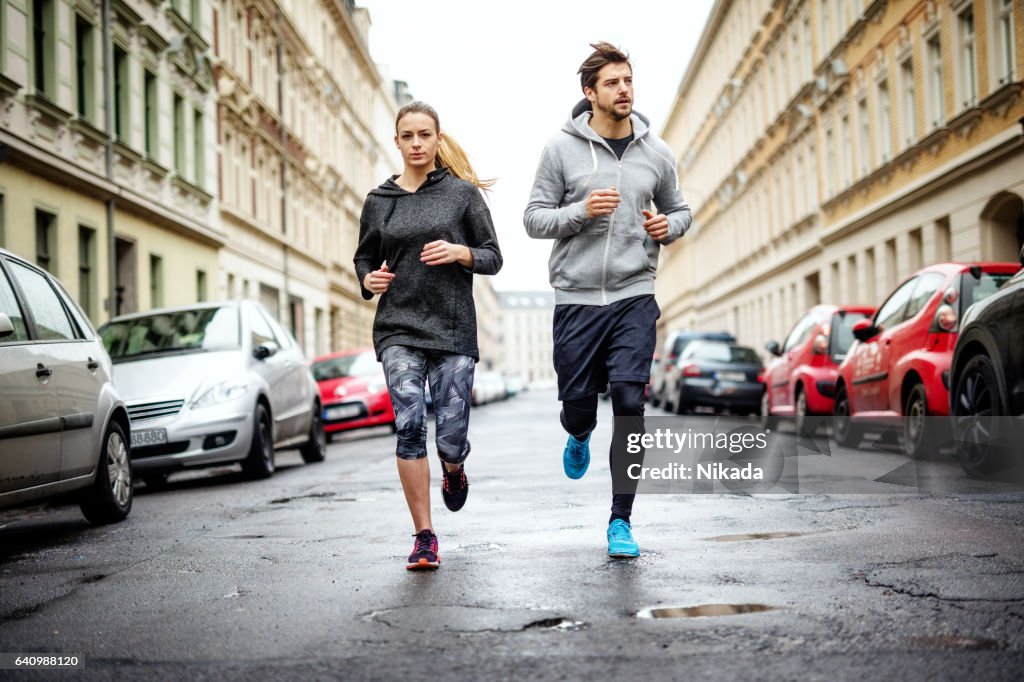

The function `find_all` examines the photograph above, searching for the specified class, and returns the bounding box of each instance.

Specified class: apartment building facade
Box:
[659,0,1024,352]
[0,0,220,324]
[497,291,556,386]
[213,0,399,358]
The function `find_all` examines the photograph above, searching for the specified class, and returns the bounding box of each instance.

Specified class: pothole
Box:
[369,605,574,633]
[523,617,587,631]
[705,531,814,542]
[270,493,357,504]
[637,604,777,619]
[912,635,1002,650]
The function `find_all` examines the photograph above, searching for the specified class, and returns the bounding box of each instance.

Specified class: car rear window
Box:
[312,352,379,381]
[101,306,240,360]
[959,271,1015,314]
[686,342,761,364]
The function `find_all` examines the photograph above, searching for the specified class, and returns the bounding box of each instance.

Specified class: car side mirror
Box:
[852,319,879,342]
[253,341,279,360]
[765,340,782,357]
[0,313,13,339]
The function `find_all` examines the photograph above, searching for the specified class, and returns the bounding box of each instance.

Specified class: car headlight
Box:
[192,380,250,408]
[366,377,387,394]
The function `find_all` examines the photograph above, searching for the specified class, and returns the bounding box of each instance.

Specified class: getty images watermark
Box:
[609,415,1024,495]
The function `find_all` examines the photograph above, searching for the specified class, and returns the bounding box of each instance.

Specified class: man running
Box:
[524,42,691,558]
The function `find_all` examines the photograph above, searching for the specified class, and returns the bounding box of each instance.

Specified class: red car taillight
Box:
[757,368,766,383]
[682,364,702,377]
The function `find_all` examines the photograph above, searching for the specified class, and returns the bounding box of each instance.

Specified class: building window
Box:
[825,126,836,197]
[900,57,917,146]
[32,0,56,96]
[840,114,852,187]
[114,45,129,140]
[878,80,892,162]
[819,0,830,59]
[78,227,95,319]
[150,255,163,308]
[191,0,202,28]
[173,94,186,175]
[35,209,56,273]
[927,35,945,128]
[75,15,95,120]
[144,71,158,158]
[193,108,205,186]
[857,97,871,176]
[196,269,207,302]
[959,6,978,107]
[993,0,1016,85]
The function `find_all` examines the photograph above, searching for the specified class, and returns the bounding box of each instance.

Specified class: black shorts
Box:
[552,295,660,401]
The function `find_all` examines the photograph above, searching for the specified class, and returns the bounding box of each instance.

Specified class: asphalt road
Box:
[1,389,1022,681]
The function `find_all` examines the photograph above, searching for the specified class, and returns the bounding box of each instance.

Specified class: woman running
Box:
[354,101,502,571]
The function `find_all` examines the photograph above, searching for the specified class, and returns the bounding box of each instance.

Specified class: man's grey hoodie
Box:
[524,100,691,306]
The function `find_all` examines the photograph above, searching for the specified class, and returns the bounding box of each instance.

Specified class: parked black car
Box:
[949,246,1024,476]
[650,330,736,408]
[669,340,764,415]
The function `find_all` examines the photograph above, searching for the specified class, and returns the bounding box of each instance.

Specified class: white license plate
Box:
[717,372,746,382]
[325,405,362,420]
[131,428,167,448]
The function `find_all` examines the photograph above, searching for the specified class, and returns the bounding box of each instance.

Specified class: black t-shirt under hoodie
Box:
[354,168,503,361]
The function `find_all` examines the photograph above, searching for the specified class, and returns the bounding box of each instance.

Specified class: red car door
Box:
[852,277,918,413]
[883,272,948,414]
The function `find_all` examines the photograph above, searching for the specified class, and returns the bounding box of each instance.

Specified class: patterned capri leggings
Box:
[380,345,476,464]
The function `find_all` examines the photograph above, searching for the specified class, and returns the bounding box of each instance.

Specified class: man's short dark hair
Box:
[578,42,632,93]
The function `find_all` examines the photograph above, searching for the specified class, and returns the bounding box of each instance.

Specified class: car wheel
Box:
[833,384,862,449]
[300,405,327,463]
[795,388,814,438]
[242,403,275,479]
[79,420,132,525]
[952,354,1009,475]
[903,383,937,459]
[760,391,778,430]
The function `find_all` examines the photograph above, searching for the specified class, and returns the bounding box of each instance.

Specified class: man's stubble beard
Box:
[596,99,632,122]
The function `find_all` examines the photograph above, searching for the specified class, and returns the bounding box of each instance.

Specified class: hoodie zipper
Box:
[599,139,637,305]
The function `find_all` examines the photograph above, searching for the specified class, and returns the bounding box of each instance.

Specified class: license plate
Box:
[325,404,362,421]
[717,371,746,382]
[131,428,167,448]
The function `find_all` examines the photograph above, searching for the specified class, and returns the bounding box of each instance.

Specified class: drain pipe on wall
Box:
[276,9,290,323]
[102,0,116,321]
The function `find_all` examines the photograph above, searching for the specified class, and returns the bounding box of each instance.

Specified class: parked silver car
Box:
[99,300,325,487]
[0,248,132,524]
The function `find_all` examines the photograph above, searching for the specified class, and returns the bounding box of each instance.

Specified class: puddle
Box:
[912,635,1001,651]
[705,531,812,542]
[637,604,777,619]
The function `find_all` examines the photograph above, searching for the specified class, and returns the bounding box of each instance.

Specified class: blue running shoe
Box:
[563,432,591,479]
[607,519,640,558]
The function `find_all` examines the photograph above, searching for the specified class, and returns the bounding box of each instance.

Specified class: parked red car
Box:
[311,349,395,439]
[834,262,1021,457]
[762,304,875,436]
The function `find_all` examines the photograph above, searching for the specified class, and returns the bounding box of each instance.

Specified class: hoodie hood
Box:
[562,98,652,143]
[368,167,450,197]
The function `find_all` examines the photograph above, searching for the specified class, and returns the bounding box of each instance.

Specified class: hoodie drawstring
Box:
[584,140,598,188]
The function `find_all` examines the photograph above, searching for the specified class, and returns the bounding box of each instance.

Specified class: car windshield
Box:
[312,352,379,381]
[831,311,869,358]
[960,271,1015,314]
[687,342,761,364]
[101,306,240,360]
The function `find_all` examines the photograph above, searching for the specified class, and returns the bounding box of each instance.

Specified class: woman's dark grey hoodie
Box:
[354,168,502,361]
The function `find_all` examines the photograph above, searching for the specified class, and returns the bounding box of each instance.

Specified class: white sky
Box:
[357,0,716,292]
